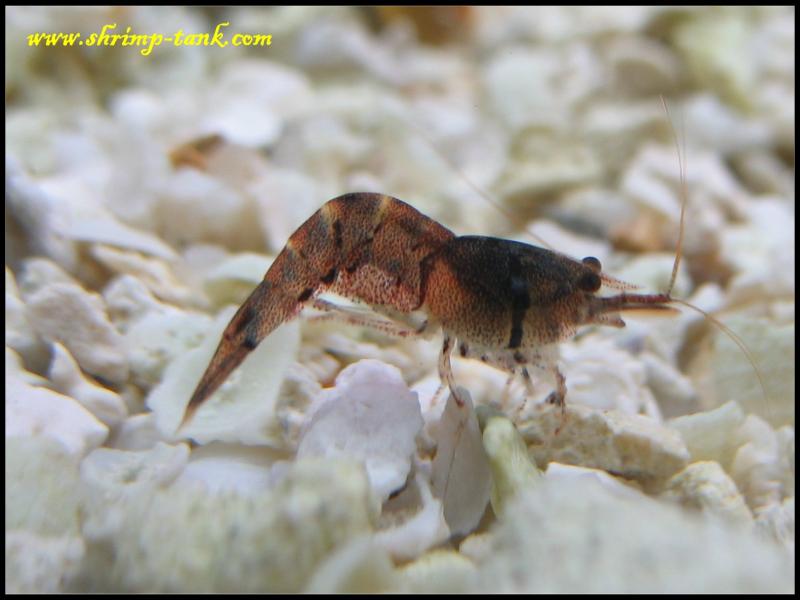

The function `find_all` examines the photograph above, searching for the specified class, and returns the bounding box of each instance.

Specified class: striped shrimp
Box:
[180,192,694,428]
[179,101,768,430]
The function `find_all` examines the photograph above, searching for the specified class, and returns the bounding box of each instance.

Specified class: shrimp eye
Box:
[582,256,602,273]
[578,271,602,292]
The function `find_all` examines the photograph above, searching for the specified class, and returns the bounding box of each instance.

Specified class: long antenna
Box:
[660,97,771,421]
[661,96,687,298]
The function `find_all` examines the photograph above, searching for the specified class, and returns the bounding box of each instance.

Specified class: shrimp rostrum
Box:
[180,192,678,427]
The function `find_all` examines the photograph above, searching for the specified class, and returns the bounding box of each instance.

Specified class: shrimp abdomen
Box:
[181,193,454,425]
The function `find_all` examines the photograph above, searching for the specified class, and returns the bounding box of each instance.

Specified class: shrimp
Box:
[180,99,769,430]
[179,192,682,428]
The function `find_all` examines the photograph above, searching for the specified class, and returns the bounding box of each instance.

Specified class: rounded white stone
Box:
[298,359,424,503]
[6,376,107,458]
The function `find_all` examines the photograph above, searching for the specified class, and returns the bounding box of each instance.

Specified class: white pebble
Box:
[521,403,689,489]
[124,307,213,389]
[6,375,107,458]
[24,280,129,384]
[91,245,193,306]
[107,412,165,451]
[663,460,753,526]
[48,342,128,427]
[298,359,424,503]
[669,401,746,466]
[102,274,165,331]
[474,476,792,592]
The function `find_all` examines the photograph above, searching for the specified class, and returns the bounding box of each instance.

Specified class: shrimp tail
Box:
[179,278,295,429]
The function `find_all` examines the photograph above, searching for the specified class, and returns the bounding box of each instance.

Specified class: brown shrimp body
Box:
[182,193,675,427]
[422,236,604,350]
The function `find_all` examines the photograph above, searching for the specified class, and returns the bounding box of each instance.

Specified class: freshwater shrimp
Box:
[179,107,767,430]
[180,192,682,429]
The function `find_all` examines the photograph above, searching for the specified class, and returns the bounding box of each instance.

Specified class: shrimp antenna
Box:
[661,95,687,298]
[660,96,771,421]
